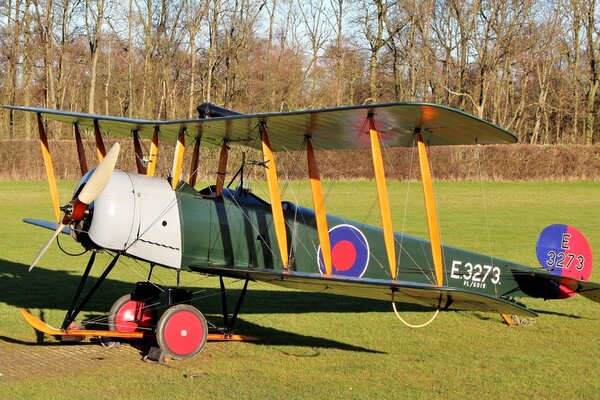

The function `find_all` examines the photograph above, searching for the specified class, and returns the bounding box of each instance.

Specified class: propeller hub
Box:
[60,198,89,225]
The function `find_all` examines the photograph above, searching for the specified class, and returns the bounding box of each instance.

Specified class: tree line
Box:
[1,0,599,144]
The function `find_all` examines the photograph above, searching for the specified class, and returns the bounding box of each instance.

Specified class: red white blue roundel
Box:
[318,224,370,277]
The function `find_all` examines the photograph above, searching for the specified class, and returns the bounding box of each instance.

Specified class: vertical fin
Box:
[37,114,61,222]
[368,115,397,280]
[306,137,332,276]
[260,123,289,270]
[73,122,89,176]
[417,131,444,286]
[171,127,186,190]
[146,126,159,177]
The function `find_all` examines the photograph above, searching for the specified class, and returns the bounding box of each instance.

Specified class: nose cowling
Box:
[87,170,183,269]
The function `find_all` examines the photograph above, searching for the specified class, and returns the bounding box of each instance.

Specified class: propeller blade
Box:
[78,143,120,205]
[30,222,67,271]
[30,143,120,271]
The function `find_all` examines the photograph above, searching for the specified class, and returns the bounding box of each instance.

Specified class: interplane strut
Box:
[259,122,289,270]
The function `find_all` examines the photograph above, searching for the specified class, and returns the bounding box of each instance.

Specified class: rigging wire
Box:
[474,141,499,297]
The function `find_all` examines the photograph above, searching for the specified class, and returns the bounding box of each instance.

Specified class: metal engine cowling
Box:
[88,170,182,269]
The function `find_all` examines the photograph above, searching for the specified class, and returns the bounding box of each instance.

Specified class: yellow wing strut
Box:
[73,123,89,176]
[417,131,444,286]
[146,127,159,177]
[368,115,397,280]
[306,137,332,276]
[189,136,201,188]
[93,120,107,161]
[37,114,61,223]
[132,130,147,175]
[171,127,186,190]
[260,123,289,270]
[215,140,229,196]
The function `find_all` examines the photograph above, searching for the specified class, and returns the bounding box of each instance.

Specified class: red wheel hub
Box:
[115,300,154,333]
[162,311,205,356]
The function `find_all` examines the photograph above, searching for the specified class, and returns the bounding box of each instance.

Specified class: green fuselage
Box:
[176,184,539,300]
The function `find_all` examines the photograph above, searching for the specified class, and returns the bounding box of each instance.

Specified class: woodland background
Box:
[1,0,600,145]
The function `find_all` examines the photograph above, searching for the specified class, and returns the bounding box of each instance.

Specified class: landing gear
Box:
[102,282,160,348]
[108,294,156,333]
[156,304,208,360]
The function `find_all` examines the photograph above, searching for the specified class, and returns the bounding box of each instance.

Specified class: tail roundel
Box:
[536,224,593,299]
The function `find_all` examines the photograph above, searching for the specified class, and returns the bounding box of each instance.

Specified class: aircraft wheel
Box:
[109,294,156,333]
[156,304,208,360]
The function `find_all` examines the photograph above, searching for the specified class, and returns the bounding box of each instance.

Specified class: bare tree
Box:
[183,0,209,118]
[86,0,106,114]
[359,0,390,102]
[298,0,332,106]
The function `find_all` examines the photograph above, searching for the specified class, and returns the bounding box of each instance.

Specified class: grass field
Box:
[0,179,599,399]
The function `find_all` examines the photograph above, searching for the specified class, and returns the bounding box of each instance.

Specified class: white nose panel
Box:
[125,174,182,269]
[88,171,182,269]
[88,171,137,250]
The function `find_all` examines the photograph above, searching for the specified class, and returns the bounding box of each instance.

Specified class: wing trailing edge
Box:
[191,266,536,317]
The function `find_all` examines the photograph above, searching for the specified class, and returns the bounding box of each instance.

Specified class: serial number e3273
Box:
[449,260,501,289]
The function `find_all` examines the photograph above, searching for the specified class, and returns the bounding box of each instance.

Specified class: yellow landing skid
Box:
[20,308,146,339]
[19,308,257,342]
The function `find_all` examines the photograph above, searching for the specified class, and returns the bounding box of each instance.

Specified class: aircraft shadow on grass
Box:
[0,258,437,314]
[0,258,584,319]
[0,258,404,353]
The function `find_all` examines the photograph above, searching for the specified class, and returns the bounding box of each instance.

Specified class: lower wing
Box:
[191,266,536,317]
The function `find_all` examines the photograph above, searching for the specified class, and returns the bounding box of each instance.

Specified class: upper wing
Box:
[4,103,517,151]
[191,266,536,317]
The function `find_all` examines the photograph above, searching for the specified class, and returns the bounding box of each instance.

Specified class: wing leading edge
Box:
[4,103,517,151]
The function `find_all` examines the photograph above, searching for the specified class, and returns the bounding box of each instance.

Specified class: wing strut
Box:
[259,122,289,270]
[132,130,147,175]
[37,113,61,222]
[306,137,332,276]
[73,123,89,176]
[215,139,229,196]
[93,120,107,161]
[146,126,159,176]
[189,136,202,187]
[171,127,186,189]
[417,131,444,286]
[368,114,397,280]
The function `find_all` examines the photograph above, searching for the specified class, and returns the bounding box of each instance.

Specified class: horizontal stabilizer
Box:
[513,268,600,302]
[546,274,600,303]
[190,266,536,317]
[23,218,70,234]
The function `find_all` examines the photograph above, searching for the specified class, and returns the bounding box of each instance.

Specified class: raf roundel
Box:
[318,224,370,278]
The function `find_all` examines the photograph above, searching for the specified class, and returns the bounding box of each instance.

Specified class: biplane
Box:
[4,102,600,361]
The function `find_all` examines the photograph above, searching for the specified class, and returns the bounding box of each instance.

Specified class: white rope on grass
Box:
[391,291,440,328]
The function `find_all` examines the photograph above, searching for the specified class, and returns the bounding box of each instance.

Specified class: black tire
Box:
[156,304,208,360]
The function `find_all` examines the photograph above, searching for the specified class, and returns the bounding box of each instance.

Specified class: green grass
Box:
[1,180,599,399]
